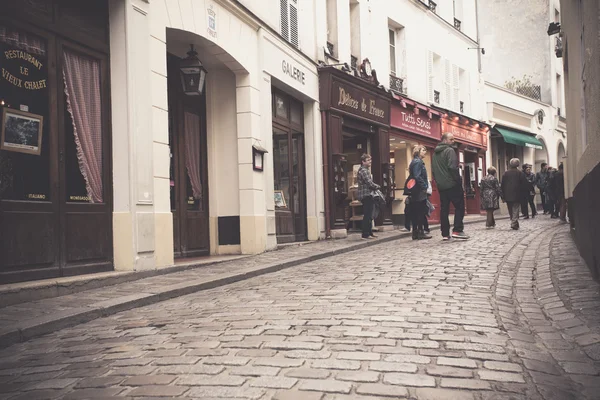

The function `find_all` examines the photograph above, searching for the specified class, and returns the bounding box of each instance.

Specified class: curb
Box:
[0,216,502,349]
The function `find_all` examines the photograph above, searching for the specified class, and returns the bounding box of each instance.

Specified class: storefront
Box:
[0,1,112,283]
[319,66,391,237]
[437,109,490,216]
[390,95,442,225]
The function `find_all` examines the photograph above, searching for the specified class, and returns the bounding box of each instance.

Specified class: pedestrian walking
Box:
[432,133,468,240]
[535,163,549,214]
[480,166,502,228]
[408,145,432,240]
[357,153,380,240]
[522,165,537,219]
[546,167,558,218]
[501,158,528,230]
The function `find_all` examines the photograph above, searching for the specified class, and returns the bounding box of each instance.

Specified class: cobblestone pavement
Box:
[1,218,599,400]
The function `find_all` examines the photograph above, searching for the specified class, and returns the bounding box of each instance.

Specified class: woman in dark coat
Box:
[480,166,503,228]
[408,145,432,240]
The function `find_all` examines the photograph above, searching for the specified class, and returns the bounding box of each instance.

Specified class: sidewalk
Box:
[0,215,492,349]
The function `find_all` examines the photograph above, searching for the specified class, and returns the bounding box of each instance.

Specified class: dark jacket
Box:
[409,157,429,202]
[432,143,460,191]
[524,172,536,195]
[480,175,502,210]
[553,170,565,198]
[501,168,528,203]
[535,170,549,190]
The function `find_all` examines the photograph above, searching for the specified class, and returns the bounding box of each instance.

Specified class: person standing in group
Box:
[408,145,432,240]
[432,133,468,240]
[480,166,503,228]
[522,164,537,219]
[554,163,566,221]
[535,163,549,214]
[546,167,558,218]
[357,153,380,240]
[501,158,528,230]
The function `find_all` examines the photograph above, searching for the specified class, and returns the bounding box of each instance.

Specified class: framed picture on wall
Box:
[274,190,287,208]
[1,108,44,156]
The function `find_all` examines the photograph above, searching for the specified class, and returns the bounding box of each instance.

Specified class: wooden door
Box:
[167,54,209,258]
[0,23,112,283]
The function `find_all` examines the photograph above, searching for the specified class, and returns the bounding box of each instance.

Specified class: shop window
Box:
[0,26,51,202]
[273,128,290,209]
[274,94,288,120]
[290,100,302,126]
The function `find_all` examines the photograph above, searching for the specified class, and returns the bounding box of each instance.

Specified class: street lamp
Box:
[179,45,207,96]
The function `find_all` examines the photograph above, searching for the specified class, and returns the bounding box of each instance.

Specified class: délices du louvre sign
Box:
[331,80,390,125]
[1,48,47,91]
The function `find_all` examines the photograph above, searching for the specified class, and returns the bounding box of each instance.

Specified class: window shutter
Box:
[444,59,451,107]
[289,1,299,47]
[452,64,460,111]
[280,0,289,42]
[427,51,434,103]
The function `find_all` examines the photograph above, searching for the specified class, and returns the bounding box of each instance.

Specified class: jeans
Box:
[522,195,537,217]
[411,199,427,234]
[439,185,465,237]
[507,202,521,229]
[540,189,547,212]
[486,209,496,227]
[362,196,374,238]
[559,197,567,221]
[404,201,412,231]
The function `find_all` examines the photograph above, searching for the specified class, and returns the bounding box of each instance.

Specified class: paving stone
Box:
[522,359,560,375]
[186,386,265,399]
[298,379,352,394]
[121,374,176,386]
[31,378,78,390]
[176,374,246,386]
[285,368,330,379]
[415,388,476,400]
[75,376,124,388]
[335,371,380,382]
[382,373,435,387]
[272,390,324,400]
[310,360,361,370]
[157,365,224,375]
[355,383,408,397]
[229,366,280,376]
[440,378,492,390]
[127,385,190,397]
[61,388,126,399]
[559,362,598,375]
[264,341,323,351]
[337,352,380,361]
[437,357,477,369]
[483,361,523,373]
[202,356,250,366]
[477,370,526,383]
[465,351,510,362]
[369,361,418,373]
[249,376,298,389]
[382,354,430,364]
[426,365,473,378]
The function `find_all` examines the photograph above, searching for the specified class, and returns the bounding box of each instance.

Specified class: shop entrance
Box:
[343,129,370,231]
[463,151,481,215]
[0,12,113,283]
[167,54,209,258]
[272,90,307,243]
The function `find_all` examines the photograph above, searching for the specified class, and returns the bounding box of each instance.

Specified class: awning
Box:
[494,126,544,150]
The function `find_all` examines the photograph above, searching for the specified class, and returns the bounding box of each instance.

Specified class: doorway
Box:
[463,151,481,215]
[0,22,112,283]
[272,90,307,243]
[167,54,209,258]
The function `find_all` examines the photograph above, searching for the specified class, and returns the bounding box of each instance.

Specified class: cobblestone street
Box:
[1,218,599,400]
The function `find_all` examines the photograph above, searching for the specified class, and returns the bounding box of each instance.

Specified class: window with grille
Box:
[389,29,396,76]
[280,0,299,47]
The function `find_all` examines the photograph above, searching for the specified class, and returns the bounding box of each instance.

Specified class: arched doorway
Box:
[557,141,566,166]
[534,140,548,173]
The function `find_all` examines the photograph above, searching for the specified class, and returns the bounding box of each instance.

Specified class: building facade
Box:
[0,0,326,283]
[318,0,488,232]
[479,0,568,183]
[559,0,600,279]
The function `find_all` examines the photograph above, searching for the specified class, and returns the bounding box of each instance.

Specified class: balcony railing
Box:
[389,75,405,94]
[555,36,563,58]
[460,101,464,113]
[326,41,335,57]
[434,90,440,104]
[351,55,358,70]
[454,18,461,31]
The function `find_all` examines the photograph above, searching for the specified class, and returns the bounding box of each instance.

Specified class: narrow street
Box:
[1,218,599,400]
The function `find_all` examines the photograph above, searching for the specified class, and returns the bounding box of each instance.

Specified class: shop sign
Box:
[391,104,441,140]
[442,119,488,149]
[331,79,390,125]
[2,49,47,91]
[281,60,305,85]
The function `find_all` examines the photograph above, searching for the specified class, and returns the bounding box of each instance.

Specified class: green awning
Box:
[494,126,544,150]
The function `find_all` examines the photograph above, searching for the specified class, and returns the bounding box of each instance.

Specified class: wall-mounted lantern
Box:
[179,45,208,96]
[252,144,268,172]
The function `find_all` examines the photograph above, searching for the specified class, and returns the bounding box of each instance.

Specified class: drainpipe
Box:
[474,0,482,73]
[321,110,332,238]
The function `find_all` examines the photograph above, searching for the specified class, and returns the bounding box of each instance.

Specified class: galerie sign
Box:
[2,48,47,91]
[281,60,305,85]
[331,80,390,125]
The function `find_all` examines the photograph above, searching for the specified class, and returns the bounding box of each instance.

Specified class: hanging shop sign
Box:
[442,118,488,149]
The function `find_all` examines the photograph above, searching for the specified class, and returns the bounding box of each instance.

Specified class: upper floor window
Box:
[326,0,337,58]
[453,0,463,30]
[389,29,396,76]
[280,0,299,47]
